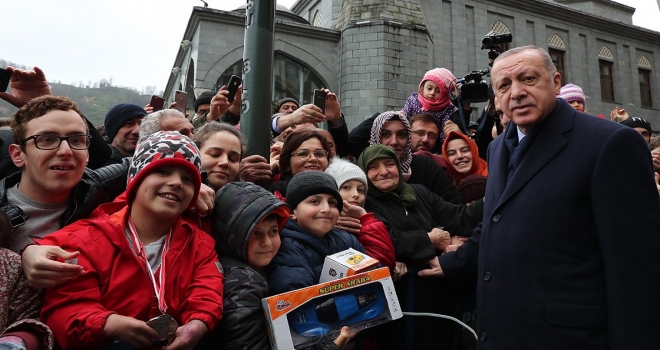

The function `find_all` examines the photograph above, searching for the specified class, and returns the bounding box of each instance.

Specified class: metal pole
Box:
[241,0,275,164]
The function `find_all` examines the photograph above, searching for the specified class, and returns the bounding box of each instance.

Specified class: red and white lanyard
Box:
[128,218,172,314]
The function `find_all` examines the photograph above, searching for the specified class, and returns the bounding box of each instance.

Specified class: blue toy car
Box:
[289,284,386,337]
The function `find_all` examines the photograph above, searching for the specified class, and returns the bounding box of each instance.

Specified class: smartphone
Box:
[174,90,188,114]
[313,89,327,114]
[226,75,242,103]
[149,95,165,111]
[0,68,11,92]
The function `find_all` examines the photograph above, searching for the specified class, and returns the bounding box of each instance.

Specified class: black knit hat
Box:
[457,175,487,203]
[275,97,299,113]
[621,117,652,134]
[194,91,216,113]
[104,103,147,143]
[286,171,343,213]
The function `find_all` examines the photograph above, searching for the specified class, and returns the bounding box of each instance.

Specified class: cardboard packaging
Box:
[319,248,379,283]
[262,267,402,349]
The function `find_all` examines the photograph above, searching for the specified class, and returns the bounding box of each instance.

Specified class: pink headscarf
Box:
[417,68,456,111]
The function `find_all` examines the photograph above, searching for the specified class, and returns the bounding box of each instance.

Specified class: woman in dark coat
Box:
[356,144,483,350]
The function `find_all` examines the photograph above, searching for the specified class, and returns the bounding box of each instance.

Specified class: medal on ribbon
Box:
[128,219,178,340]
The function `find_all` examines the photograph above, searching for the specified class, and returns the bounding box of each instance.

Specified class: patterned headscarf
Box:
[369,111,413,181]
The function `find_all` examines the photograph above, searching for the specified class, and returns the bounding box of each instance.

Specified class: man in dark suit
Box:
[430,46,660,349]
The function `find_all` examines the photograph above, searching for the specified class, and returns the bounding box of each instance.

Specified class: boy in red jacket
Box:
[40,131,224,350]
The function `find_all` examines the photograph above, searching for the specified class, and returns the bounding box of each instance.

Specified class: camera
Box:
[457,70,490,103]
[481,31,513,50]
[456,31,513,103]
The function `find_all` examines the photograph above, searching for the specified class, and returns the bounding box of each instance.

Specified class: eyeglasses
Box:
[291,149,328,161]
[412,130,438,140]
[22,134,92,150]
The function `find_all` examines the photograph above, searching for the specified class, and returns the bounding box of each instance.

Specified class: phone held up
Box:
[149,95,166,112]
[313,89,327,114]
[174,90,188,115]
[0,68,12,92]
[226,75,242,103]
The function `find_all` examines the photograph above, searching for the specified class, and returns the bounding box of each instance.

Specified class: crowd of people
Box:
[0,44,659,350]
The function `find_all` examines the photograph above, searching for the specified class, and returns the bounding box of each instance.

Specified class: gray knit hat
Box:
[325,158,368,190]
[286,171,343,212]
[275,97,299,113]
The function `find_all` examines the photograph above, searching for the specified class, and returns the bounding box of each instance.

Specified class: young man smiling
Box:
[1,96,125,253]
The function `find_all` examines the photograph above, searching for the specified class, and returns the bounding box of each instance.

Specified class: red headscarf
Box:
[441,131,488,184]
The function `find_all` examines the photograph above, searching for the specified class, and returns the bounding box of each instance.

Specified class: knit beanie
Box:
[621,117,652,134]
[457,175,487,203]
[126,131,202,206]
[275,98,299,113]
[419,68,457,94]
[557,84,586,107]
[286,171,343,213]
[194,90,216,113]
[104,103,148,143]
[325,158,368,190]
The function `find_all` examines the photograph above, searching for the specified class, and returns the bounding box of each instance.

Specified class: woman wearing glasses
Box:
[269,129,332,200]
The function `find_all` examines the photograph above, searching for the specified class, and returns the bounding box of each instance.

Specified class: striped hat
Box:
[558,83,586,107]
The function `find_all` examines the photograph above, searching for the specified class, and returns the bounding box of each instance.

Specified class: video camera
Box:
[456,31,513,103]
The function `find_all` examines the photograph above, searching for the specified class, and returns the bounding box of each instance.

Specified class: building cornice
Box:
[555,0,635,14]
[490,0,660,44]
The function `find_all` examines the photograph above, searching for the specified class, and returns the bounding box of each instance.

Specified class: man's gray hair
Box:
[139,109,185,138]
[494,45,557,75]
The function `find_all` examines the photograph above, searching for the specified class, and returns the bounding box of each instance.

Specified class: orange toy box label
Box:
[262,267,402,349]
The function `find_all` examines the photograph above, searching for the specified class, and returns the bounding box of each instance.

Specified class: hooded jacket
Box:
[40,199,224,350]
[209,182,289,350]
[442,131,488,184]
[267,219,365,296]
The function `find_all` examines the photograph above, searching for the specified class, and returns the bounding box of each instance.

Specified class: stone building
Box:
[164,0,660,130]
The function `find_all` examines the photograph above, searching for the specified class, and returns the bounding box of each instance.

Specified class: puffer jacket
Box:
[267,219,365,295]
[40,201,224,350]
[208,182,289,350]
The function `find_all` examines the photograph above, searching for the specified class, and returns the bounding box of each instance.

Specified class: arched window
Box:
[313,10,322,26]
[217,53,325,106]
[598,46,615,101]
[548,34,567,85]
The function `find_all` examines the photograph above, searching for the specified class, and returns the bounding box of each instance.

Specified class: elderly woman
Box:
[357,144,482,350]
[364,111,463,204]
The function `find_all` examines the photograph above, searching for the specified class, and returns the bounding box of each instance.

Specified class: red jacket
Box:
[356,213,396,271]
[40,202,224,350]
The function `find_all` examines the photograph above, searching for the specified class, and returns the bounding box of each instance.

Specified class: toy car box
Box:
[319,248,379,283]
[262,267,402,350]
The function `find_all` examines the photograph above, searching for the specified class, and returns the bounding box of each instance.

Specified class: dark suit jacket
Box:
[440,99,660,349]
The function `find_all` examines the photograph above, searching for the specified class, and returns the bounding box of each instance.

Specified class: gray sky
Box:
[2,0,657,93]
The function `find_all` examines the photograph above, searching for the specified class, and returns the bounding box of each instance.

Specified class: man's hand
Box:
[418,256,445,277]
[0,66,52,108]
[610,106,629,122]
[103,314,160,349]
[323,89,342,126]
[239,155,272,183]
[276,104,325,130]
[193,184,215,216]
[392,261,408,281]
[143,104,154,114]
[269,142,284,172]
[335,216,362,234]
[443,120,461,138]
[164,319,208,350]
[227,86,242,115]
[428,228,451,251]
[651,149,660,171]
[21,245,85,288]
[207,87,231,122]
